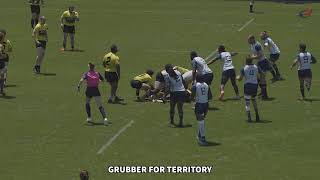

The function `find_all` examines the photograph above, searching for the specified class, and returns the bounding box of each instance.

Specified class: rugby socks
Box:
[260,84,268,98]
[62,42,66,49]
[179,112,183,126]
[170,110,175,124]
[231,80,239,95]
[245,99,252,121]
[85,103,91,118]
[300,84,305,98]
[272,64,281,78]
[252,98,260,121]
[198,120,205,139]
[99,106,107,119]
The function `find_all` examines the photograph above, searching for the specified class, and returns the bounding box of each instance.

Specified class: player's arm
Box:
[60,13,65,29]
[190,85,196,100]
[99,73,104,82]
[192,61,197,83]
[32,28,40,44]
[236,68,244,81]
[116,63,120,79]
[251,45,263,60]
[75,12,80,21]
[311,55,317,64]
[207,56,219,65]
[6,40,13,52]
[77,77,85,92]
[230,52,238,56]
[290,58,298,69]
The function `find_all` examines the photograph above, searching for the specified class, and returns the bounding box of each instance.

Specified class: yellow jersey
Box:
[0,39,12,53]
[103,52,120,72]
[33,23,48,41]
[61,10,79,26]
[133,73,152,84]
[174,66,190,74]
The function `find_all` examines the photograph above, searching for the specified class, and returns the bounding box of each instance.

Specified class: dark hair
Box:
[190,51,198,60]
[88,62,95,69]
[248,35,255,40]
[218,45,225,53]
[111,44,118,53]
[80,170,89,180]
[299,43,306,52]
[165,64,173,72]
[146,69,154,76]
[0,29,6,35]
[246,57,253,65]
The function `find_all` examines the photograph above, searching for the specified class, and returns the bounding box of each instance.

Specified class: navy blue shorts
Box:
[0,61,5,69]
[131,80,142,89]
[195,103,209,116]
[63,25,75,34]
[170,91,186,103]
[221,69,236,85]
[269,54,280,62]
[257,59,271,72]
[105,72,119,83]
[85,87,101,98]
[298,69,312,79]
[202,73,213,85]
[36,40,47,49]
[244,83,258,97]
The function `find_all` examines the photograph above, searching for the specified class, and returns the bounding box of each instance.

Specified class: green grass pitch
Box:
[1,0,320,179]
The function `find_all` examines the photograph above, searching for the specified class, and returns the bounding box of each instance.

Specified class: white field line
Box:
[97,120,134,155]
[205,48,218,61]
[238,18,255,32]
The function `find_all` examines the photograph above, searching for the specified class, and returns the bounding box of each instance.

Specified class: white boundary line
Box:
[238,18,255,32]
[97,120,134,155]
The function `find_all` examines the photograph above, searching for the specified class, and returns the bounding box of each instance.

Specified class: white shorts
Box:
[182,70,193,85]
[154,81,165,90]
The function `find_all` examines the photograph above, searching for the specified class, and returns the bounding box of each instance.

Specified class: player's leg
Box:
[94,96,109,125]
[305,70,312,93]
[34,45,45,73]
[169,99,176,125]
[204,73,214,100]
[298,71,305,99]
[70,28,75,50]
[177,101,184,127]
[244,95,252,122]
[140,83,151,100]
[62,32,68,50]
[85,97,92,122]
[0,71,5,95]
[230,69,240,98]
[219,71,227,101]
[259,72,268,99]
[251,97,260,122]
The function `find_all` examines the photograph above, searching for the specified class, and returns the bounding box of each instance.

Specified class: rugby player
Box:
[131,69,154,101]
[0,30,13,85]
[290,43,317,100]
[102,44,123,103]
[80,170,89,180]
[0,44,7,95]
[28,0,44,29]
[237,57,260,122]
[190,51,213,100]
[260,31,282,81]
[248,35,269,99]
[60,6,79,51]
[164,64,186,127]
[174,66,193,88]
[32,16,48,74]
[207,45,240,101]
[191,75,209,145]
[77,63,109,125]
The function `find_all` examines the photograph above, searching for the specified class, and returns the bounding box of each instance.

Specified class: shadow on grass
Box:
[199,141,221,147]
[248,120,272,124]
[63,49,85,52]
[223,97,242,102]
[299,98,320,102]
[39,73,57,76]
[261,97,276,101]
[5,84,18,88]
[208,107,219,111]
[0,95,16,99]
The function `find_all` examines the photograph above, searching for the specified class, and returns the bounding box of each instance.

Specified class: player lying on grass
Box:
[0,29,12,86]
[0,44,7,96]
[150,69,167,102]
[28,0,44,29]
[32,16,48,74]
[164,64,186,127]
[190,51,213,100]
[60,6,79,51]
[207,45,240,101]
[237,57,260,122]
[77,63,109,125]
[248,35,269,100]
[290,43,317,100]
[260,31,282,81]
[131,69,154,101]
[103,44,124,103]
[191,75,209,145]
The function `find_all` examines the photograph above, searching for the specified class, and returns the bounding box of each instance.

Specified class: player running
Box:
[102,44,123,103]
[190,51,213,100]
[77,63,109,125]
[28,0,44,29]
[131,69,154,101]
[0,44,7,95]
[248,35,269,99]
[260,31,282,81]
[164,64,186,127]
[32,16,48,74]
[207,45,240,101]
[290,43,317,100]
[0,30,13,85]
[237,57,260,122]
[60,6,79,51]
[191,75,209,145]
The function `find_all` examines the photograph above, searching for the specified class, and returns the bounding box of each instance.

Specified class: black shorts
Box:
[195,103,209,116]
[155,72,165,82]
[63,25,75,34]
[257,59,271,72]
[85,87,101,98]
[298,69,312,79]
[244,83,258,97]
[170,91,186,103]
[0,61,5,69]
[131,80,142,89]
[30,5,40,14]
[105,72,119,83]
[35,40,47,49]
[269,54,280,63]
[202,73,214,85]
[221,69,236,85]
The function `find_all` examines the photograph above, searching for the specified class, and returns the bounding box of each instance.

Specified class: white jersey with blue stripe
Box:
[264,37,280,54]
[297,52,312,70]
[241,64,258,84]
[165,70,186,92]
[191,56,212,75]
[250,41,266,61]
[218,52,234,71]
[192,82,209,103]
